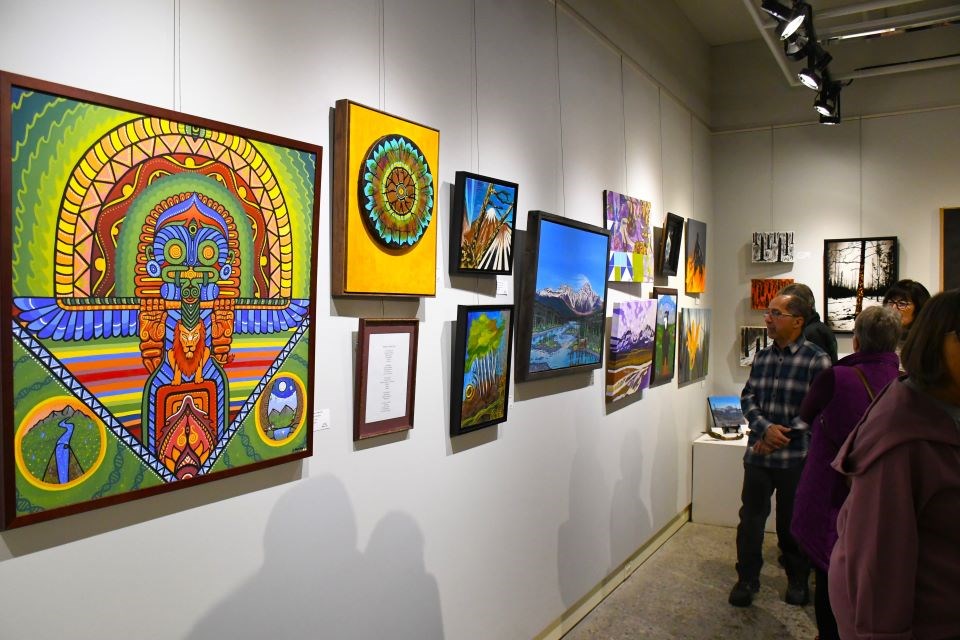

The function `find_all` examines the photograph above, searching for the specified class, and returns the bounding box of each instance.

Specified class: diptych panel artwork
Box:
[332,100,439,296]
[515,212,610,382]
[1,73,320,528]
[450,172,517,274]
[751,232,794,263]
[740,326,769,367]
[751,278,795,310]
[943,208,960,291]
[604,190,653,283]
[451,306,514,435]
[823,237,898,332]
[678,308,711,385]
[605,299,657,403]
[685,218,707,294]
[651,288,677,385]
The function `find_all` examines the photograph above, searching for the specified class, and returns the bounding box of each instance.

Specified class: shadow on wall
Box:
[188,474,444,640]
[609,429,654,569]
[557,421,609,608]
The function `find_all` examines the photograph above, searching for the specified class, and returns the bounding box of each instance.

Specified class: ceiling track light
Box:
[798,48,833,91]
[762,1,809,39]
[783,32,810,61]
[818,85,842,125]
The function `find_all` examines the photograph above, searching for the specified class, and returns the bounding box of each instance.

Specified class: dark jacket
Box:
[790,350,899,571]
[803,310,838,364]
[829,378,960,639]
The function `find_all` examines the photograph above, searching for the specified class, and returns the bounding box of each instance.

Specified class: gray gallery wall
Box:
[0,1,715,639]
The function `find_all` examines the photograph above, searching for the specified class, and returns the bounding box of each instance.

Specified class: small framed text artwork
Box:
[1,72,320,529]
[751,278,795,310]
[355,319,419,440]
[332,100,439,296]
[651,287,678,386]
[943,208,960,291]
[450,172,518,275]
[515,211,610,382]
[823,237,898,333]
[658,212,684,277]
[450,305,514,436]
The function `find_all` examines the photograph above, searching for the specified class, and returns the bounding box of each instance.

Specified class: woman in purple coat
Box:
[791,305,901,640]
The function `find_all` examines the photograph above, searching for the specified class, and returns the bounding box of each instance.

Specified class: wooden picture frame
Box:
[1,72,321,529]
[657,212,684,276]
[450,305,514,436]
[823,236,898,333]
[450,172,518,275]
[515,211,611,382]
[332,100,439,297]
[942,207,960,291]
[355,318,419,440]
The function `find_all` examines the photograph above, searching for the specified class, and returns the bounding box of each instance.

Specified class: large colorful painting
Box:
[450,172,517,275]
[678,308,711,385]
[943,208,960,291]
[685,218,707,294]
[1,73,320,529]
[740,326,769,367]
[651,287,677,386]
[823,237,898,333]
[515,212,610,381]
[604,190,653,283]
[450,305,514,435]
[332,100,439,296]
[751,278,795,310]
[606,299,657,403]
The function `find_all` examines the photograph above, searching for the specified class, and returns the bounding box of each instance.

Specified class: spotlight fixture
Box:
[783,32,810,61]
[814,83,839,117]
[761,1,808,39]
[798,47,832,91]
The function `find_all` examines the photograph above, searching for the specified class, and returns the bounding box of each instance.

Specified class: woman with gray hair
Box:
[790,305,902,640]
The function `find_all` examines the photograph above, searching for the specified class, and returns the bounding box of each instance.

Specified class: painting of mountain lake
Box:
[678,308,711,385]
[516,212,610,381]
[604,190,653,283]
[652,288,678,385]
[451,305,514,436]
[823,237,898,332]
[451,172,518,274]
[606,300,657,403]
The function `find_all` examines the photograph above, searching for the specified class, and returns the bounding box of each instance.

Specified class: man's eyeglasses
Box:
[885,299,913,310]
[764,309,798,319]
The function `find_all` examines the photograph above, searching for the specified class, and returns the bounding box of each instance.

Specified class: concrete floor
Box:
[564,522,818,639]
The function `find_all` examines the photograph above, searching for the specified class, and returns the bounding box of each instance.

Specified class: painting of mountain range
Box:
[451,171,518,274]
[606,299,657,403]
[516,212,610,381]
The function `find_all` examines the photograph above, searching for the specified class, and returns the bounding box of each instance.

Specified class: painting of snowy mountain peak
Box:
[606,300,657,403]
[450,171,518,275]
[516,212,610,382]
[823,237,898,333]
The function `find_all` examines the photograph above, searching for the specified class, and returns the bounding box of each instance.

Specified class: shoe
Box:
[728,579,760,607]
[784,578,809,606]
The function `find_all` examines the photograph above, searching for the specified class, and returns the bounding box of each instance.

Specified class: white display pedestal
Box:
[692,433,776,532]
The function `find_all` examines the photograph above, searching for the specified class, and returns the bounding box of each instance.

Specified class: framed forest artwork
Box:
[604,190,653,283]
[740,326,769,367]
[751,278,794,310]
[355,319,419,440]
[605,299,657,403]
[657,212,684,277]
[943,208,960,291]
[823,237,898,333]
[450,305,514,436]
[678,308,711,385]
[1,72,321,529]
[751,232,794,263]
[685,218,707,294]
[450,172,517,275]
[651,287,678,386]
[515,211,610,382]
[332,100,439,296]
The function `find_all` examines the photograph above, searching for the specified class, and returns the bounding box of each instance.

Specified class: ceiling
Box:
[674,0,960,86]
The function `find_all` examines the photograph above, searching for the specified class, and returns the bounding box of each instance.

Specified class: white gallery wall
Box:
[712,107,960,397]
[0,1,715,639]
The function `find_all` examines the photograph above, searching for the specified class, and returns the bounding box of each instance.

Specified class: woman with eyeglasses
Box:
[882,279,931,336]
[829,289,960,639]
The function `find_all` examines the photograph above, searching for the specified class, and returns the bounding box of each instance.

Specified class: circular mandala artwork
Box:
[359,135,434,247]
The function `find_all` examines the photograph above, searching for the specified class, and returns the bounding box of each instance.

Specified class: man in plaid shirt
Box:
[728,292,832,608]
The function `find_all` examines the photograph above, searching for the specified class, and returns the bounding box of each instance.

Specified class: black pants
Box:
[735,462,809,583]
[815,567,840,640]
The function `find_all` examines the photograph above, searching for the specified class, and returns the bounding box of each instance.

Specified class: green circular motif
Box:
[359,135,434,248]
